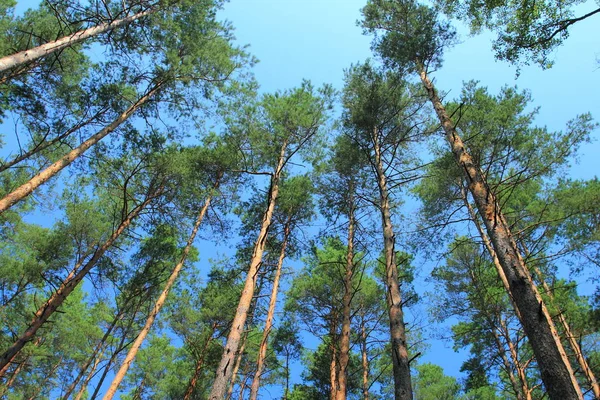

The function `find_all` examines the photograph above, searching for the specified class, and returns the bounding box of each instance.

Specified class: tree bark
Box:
[329,316,339,400]
[526,248,600,399]
[249,217,292,400]
[417,64,582,400]
[209,141,287,399]
[336,188,356,400]
[372,127,412,400]
[183,323,217,400]
[62,311,121,399]
[0,9,153,76]
[0,81,163,214]
[226,330,249,400]
[0,190,158,378]
[102,184,217,400]
[361,318,370,400]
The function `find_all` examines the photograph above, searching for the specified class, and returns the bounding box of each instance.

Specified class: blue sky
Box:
[219,0,600,390]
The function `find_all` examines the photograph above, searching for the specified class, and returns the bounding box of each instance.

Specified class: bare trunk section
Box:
[0,9,153,75]
[0,82,162,214]
[209,142,287,399]
[336,190,356,400]
[62,311,122,399]
[249,218,292,400]
[0,191,158,378]
[329,316,339,400]
[522,243,600,398]
[417,64,582,400]
[361,319,370,400]
[372,127,412,400]
[0,110,106,174]
[183,323,218,400]
[103,185,217,400]
[499,319,533,400]
[226,331,249,400]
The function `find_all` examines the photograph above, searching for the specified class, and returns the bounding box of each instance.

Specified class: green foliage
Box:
[361,0,456,71]
[412,363,461,400]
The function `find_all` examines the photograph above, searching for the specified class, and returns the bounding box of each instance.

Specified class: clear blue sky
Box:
[219,0,600,388]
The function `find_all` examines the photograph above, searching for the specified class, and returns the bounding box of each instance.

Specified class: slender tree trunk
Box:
[361,319,370,400]
[0,354,28,396]
[209,142,287,399]
[73,345,106,400]
[336,189,356,400]
[372,127,412,400]
[249,218,292,400]
[499,319,533,400]
[417,64,582,400]
[0,109,106,174]
[329,317,339,400]
[63,311,122,399]
[0,9,153,76]
[226,331,249,400]
[26,355,63,400]
[522,243,600,398]
[183,323,218,400]
[0,81,163,214]
[103,185,217,400]
[89,300,144,400]
[0,192,157,378]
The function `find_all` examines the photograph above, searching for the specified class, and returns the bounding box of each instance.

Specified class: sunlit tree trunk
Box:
[103,180,218,400]
[372,127,412,400]
[0,82,163,214]
[329,315,339,400]
[360,316,370,400]
[183,323,218,400]
[336,188,355,400]
[209,141,287,399]
[418,63,582,400]
[0,192,158,378]
[0,9,153,76]
[249,217,292,400]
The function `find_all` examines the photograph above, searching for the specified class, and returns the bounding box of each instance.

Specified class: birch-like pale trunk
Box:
[0,9,153,76]
[0,82,163,214]
[0,191,158,378]
[102,183,218,400]
[209,142,287,399]
[249,218,291,400]
[417,63,582,400]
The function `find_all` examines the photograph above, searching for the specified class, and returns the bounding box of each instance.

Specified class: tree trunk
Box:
[361,318,370,400]
[517,240,600,398]
[0,110,106,174]
[0,81,163,214]
[183,323,217,400]
[372,127,412,400]
[226,330,249,400]
[102,185,217,400]
[417,64,582,400]
[249,217,292,400]
[0,192,157,378]
[336,189,356,400]
[0,354,28,397]
[63,309,124,399]
[0,9,153,76]
[209,142,287,399]
[329,317,338,400]
[73,344,106,400]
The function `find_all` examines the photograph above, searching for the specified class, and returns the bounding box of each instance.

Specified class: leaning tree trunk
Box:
[0,190,158,378]
[0,9,154,76]
[520,241,600,399]
[373,127,413,400]
[62,310,122,400]
[336,188,356,400]
[329,315,339,400]
[209,142,287,400]
[417,63,582,400]
[249,217,292,400]
[360,317,370,400]
[0,81,163,214]
[102,183,218,400]
[183,323,218,400]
